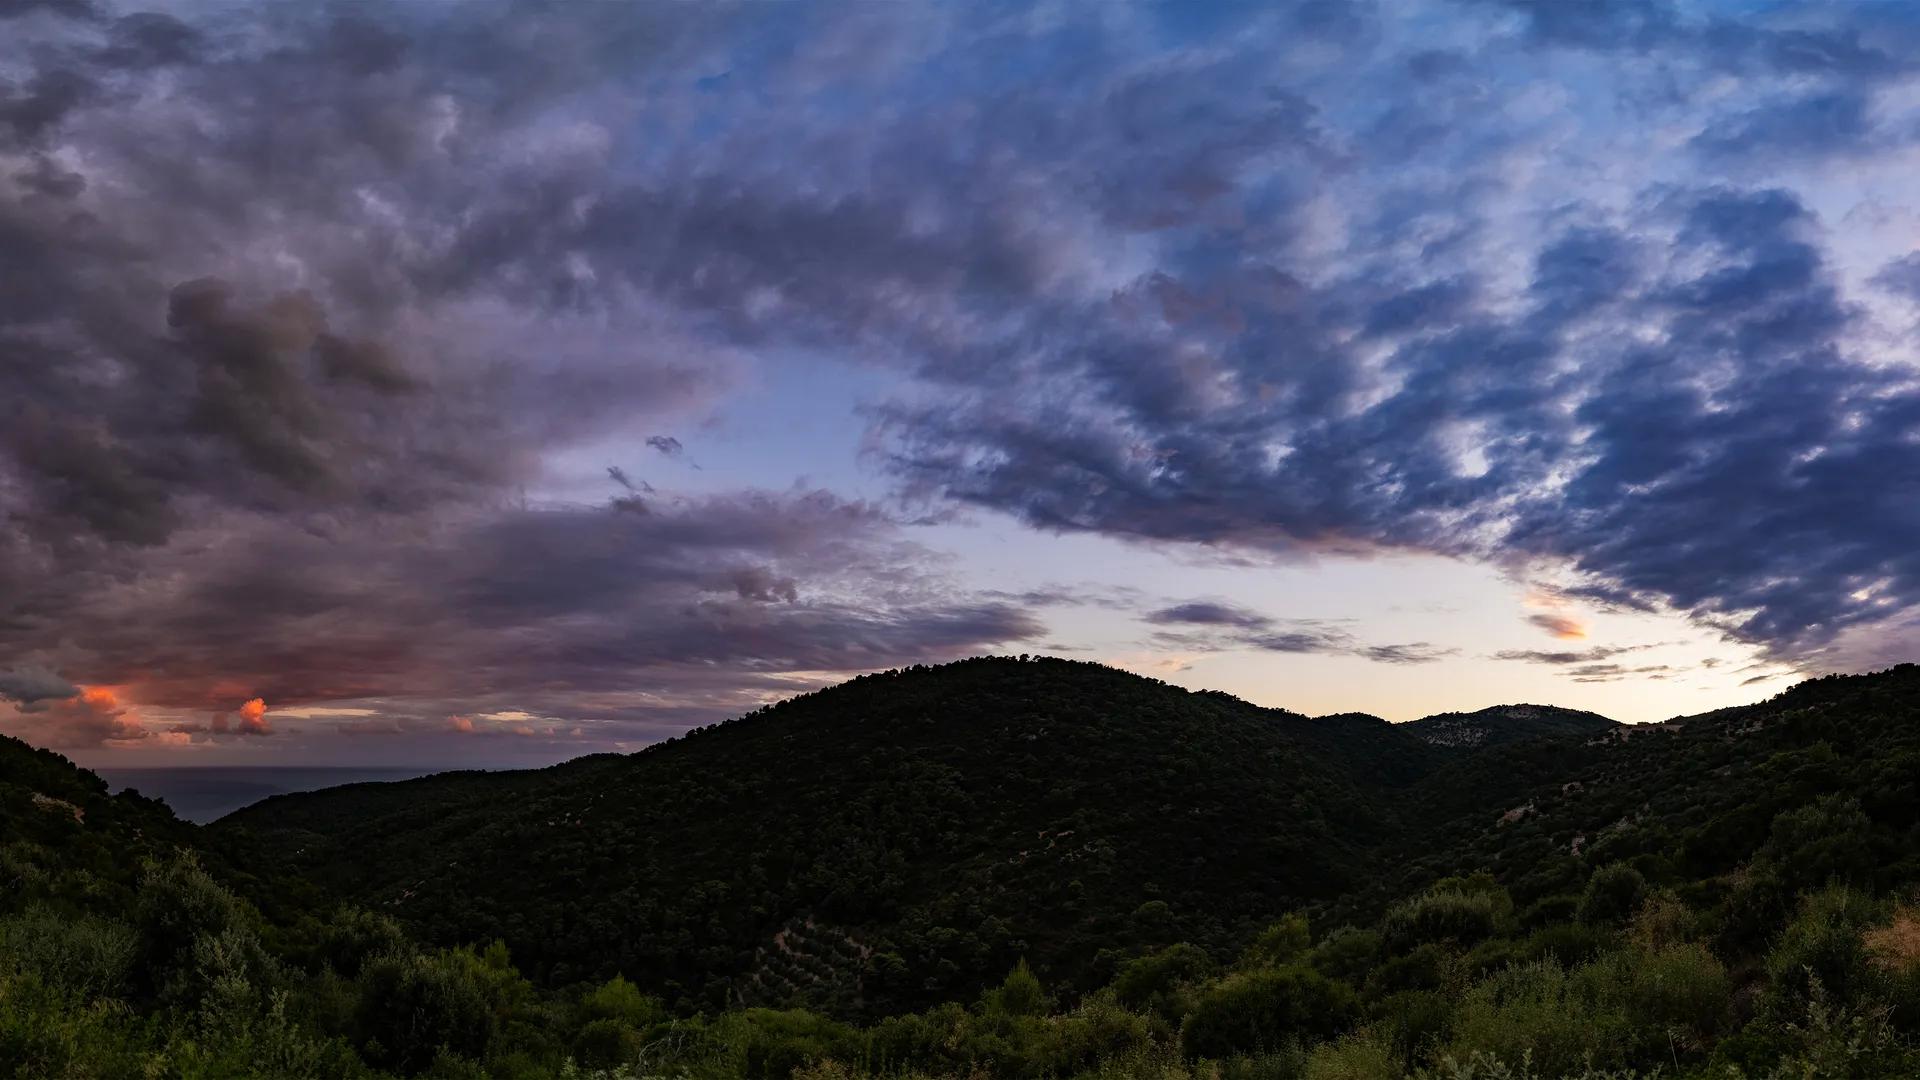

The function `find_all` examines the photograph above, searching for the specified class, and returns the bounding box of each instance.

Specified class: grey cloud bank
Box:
[3,0,1918,758]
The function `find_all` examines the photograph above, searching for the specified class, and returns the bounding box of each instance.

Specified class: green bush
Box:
[355,949,498,1075]
[1183,966,1358,1060]
[1310,928,1382,986]
[581,974,665,1030]
[1521,922,1608,967]
[1368,944,1452,996]
[1372,989,1452,1069]
[316,906,412,978]
[1440,958,1632,1076]
[1760,795,1875,892]
[132,852,259,1004]
[984,960,1048,1017]
[571,1018,644,1070]
[1111,943,1214,1022]
[1381,891,1500,954]
[1760,886,1883,1022]
[1305,1030,1402,1079]
[0,906,136,1000]
[1576,865,1646,928]
[1245,914,1313,968]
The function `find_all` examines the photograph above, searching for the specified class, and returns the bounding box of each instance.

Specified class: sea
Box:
[94,766,440,824]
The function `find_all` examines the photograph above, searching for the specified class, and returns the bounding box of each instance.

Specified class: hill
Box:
[210,657,1626,1015]
[12,659,1920,1078]
[0,732,209,902]
[216,658,1427,1012]
[1400,704,1617,750]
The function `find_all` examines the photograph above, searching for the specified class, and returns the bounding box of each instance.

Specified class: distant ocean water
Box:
[95,766,439,824]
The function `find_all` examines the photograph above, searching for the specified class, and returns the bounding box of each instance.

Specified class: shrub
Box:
[1760,795,1875,892]
[1517,895,1578,931]
[571,1018,645,1070]
[1310,928,1382,986]
[1440,958,1632,1076]
[1245,914,1312,968]
[0,906,137,1000]
[1624,890,1698,952]
[1576,865,1646,928]
[983,960,1047,1017]
[1372,989,1452,1069]
[581,974,665,1030]
[1305,1030,1402,1080]
[315,906,411,978]
[1368,944,1452,996]
[1183,966,1358,1060]
[1521,923,1608,967]
[1603,943,1731,1048]
[132,853,257,1004]
[1382,891,1500,954]
[1760,886,1883,1023]
[1112,943,1214,1022]
[355,949,497,1075]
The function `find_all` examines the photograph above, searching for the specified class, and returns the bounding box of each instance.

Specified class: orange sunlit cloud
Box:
[80,686,121,710]
[236,697,271,735]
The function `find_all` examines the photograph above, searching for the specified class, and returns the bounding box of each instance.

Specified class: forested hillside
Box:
[6,659,1920,1078]
[211,658,1610,1013]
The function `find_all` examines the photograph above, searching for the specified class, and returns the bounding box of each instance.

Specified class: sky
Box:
[4,0,1920,767]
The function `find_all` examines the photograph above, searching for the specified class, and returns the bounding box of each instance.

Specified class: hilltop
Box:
[200,655,1784,1017]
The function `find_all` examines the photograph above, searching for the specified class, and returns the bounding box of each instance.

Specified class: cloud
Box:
[235,697,271,736]
[1358,643,1459,665]
[0,487,1045,749]
[1526,614,1589,641]
[1,685,145,748]
[4,0,1920,759]
[1690,90,1877,163]
[1143,599,1453,665]
[1566,663,1676,683]
[1492,646,1642,665]
[1144,601,1275,630]
[0,666,80,707]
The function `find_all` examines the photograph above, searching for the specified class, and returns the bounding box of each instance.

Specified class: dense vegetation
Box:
[211,659,1617,1013]
[6,657,1920,1077]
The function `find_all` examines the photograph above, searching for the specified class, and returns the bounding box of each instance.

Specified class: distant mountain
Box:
[1401,703,1619,749]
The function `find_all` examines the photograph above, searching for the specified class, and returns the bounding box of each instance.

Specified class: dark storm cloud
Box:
[0,666,80,707]
[0,1,1055,751]
[1,489,1042,727]
[5,0,1920,755]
